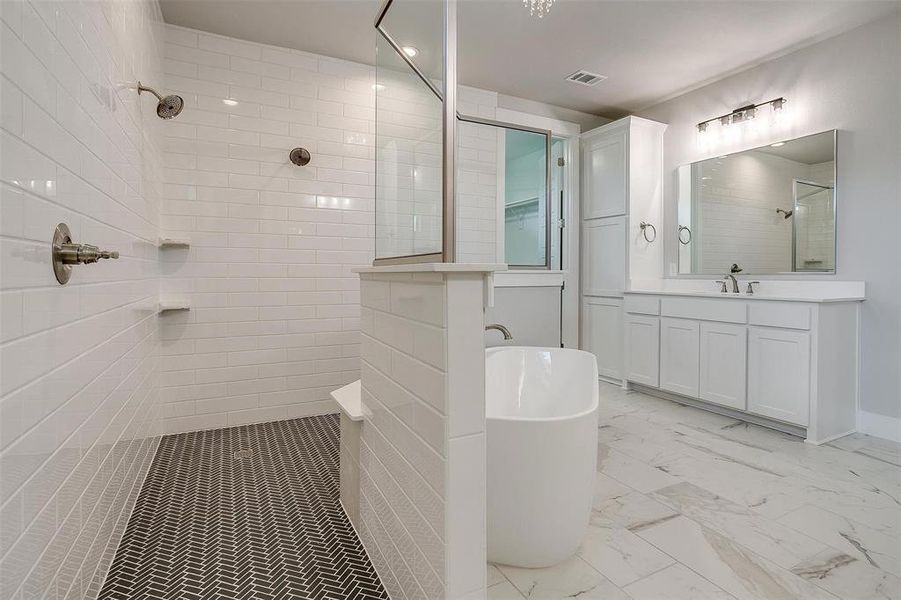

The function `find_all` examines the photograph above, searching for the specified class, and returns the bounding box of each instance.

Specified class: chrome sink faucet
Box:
[485,323,513,340]
[716,263,743,293]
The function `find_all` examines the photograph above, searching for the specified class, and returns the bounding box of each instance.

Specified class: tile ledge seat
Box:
[330,380,363,422]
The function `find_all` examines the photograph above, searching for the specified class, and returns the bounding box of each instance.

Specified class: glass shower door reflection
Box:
[793,180,835,272]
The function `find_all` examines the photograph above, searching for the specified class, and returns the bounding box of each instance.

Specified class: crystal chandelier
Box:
[523,0,555,18]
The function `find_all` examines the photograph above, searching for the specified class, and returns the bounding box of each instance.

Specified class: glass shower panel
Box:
[793,180,835,271]
[503,129,548,267]
[374,34,444,260]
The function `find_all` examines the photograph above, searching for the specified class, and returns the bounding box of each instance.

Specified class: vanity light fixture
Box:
[401,46,418,58]
[697,97,787,133]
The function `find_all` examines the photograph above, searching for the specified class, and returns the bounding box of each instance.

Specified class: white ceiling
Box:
[160,0,898,116]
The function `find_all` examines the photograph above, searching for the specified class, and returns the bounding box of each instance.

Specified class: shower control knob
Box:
[52,223,119,284]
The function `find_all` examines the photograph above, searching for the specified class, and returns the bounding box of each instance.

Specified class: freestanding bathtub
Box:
[485,346,599,568]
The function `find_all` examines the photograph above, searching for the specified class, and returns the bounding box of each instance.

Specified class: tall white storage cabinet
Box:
[580,117,666,383]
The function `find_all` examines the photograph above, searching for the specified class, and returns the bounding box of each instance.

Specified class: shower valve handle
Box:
[57,242,119,264]
[52,223,119,284]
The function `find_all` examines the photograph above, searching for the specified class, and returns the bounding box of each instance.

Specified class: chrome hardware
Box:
[715,280,728,293]
[639,221,657,243]
[485,323,513,340]
[52,223,119,284]
[746,281,761,295]
[678,225,692,245]
[723,273,740,293]
[289,147,311,166]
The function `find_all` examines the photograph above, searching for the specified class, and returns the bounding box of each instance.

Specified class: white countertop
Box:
[625,289,865,303]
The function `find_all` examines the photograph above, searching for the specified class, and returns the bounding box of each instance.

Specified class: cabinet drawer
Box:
[661,297,747,324]
[748,302,811,330]
[624,295,660,315]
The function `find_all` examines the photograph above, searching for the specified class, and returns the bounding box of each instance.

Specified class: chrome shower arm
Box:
[137,82,163,101]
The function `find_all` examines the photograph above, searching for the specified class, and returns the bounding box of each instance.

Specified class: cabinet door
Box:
[582,216,626,295]
[747,327,810,426]
[699,322,747,410]
[624,315,659,387]
[659,318,699,397]
[583,298,623,380]
[583,133,626,219]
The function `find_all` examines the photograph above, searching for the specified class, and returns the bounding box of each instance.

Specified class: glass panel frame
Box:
[374,0,455,265]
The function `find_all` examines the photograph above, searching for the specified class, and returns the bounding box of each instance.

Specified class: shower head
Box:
[137,82,184,119]
[776,208,793,219]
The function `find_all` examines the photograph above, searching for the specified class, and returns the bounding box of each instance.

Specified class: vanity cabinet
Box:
[623,292,861,444]
[659,318,699,397]
[699,322,747,410]
[582,297,623,381]
[747,327,810,425]
[624,314,659,387]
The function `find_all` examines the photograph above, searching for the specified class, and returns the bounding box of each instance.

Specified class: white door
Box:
[747,327,810,426]
[582,132,626,219]
[582,216,626,295]
[582,297,623,380]
[624,315,659,387]
[699,322,747,410]
[659,318,699,397]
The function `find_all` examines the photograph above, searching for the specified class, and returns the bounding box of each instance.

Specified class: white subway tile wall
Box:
[358,271,488,599]
[0,0,164,597]
[158,25,378,433]
[359,272,449,600]
[158,25,503,433]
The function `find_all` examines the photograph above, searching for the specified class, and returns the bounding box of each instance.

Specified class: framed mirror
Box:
[676,130,836,275]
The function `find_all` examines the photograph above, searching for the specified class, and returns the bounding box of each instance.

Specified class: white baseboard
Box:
[857,410,901,443]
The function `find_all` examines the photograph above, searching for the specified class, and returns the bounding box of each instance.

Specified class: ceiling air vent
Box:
[565,70,607,87]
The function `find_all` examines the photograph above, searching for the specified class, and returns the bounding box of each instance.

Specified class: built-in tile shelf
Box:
[158,297,191,312]
[158,237,190,248]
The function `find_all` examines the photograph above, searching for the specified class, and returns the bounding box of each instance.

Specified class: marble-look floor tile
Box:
[652,482,829,569]
[791,549,901,600]
[577,522,674,587]
[777,505,901,578]
[593,471,634,503]
[487,563,506,587]
[598,445,681,493]
[591,490,678,531]
[498,555,629,600]
[635,515,839,600]
[623,563,736,600]
[487,580,525,599]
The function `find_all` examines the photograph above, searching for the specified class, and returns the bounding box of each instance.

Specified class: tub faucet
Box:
[485,323,513,340]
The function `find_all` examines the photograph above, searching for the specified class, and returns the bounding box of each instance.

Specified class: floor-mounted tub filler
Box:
[485,347,600,567]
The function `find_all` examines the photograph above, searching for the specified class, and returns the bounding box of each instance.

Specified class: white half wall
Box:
[358,268,489,600]
[638,11,901,421]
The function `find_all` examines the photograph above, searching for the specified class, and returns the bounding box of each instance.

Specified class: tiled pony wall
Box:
[0,0,165,597]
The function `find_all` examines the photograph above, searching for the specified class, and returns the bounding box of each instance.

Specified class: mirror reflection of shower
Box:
[792,179,834,272]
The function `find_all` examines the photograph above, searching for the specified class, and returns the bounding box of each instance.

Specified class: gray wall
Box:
[637,12,901,419]
[485,287,561,348]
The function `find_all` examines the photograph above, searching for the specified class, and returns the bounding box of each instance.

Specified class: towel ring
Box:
[678,225,692,245]
[639,221,657,243]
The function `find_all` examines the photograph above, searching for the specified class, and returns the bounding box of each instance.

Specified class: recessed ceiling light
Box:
[372,83,386,91]
[401,46,418,58]
[770,142,786,147]
[222,98,238,106]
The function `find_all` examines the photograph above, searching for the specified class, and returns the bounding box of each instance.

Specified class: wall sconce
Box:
[697,97,786,133]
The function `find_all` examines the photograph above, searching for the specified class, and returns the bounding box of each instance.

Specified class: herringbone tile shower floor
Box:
[99,415,388,600]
